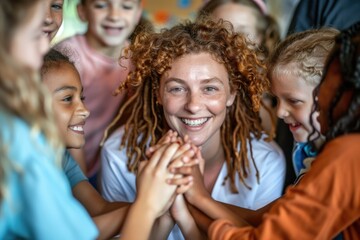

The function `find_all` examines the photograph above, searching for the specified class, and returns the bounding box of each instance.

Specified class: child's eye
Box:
[288,99,301,105]
[122,2,136,10]
[94,1,108,9]
[81,95,86,102]
[63,96,73,102]
[51,3,63,11]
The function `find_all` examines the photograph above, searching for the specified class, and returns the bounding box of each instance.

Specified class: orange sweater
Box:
[209,134,360,240]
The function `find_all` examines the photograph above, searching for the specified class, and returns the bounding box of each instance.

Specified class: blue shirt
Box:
[63,150,87,188]
[292,142,317,176]
[0,112,98,240]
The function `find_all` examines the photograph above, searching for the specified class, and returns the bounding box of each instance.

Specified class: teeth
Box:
[181,118,208,126]
[70,125,83,131]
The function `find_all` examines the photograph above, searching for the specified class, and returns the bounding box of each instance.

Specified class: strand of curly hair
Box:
[325,23,360,141]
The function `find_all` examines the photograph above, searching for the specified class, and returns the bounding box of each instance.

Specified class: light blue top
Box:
[63,150,87,188]
[0,112,98,240]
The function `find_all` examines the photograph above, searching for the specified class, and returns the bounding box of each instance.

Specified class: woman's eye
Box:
[168,87,184,93]
[204,86,218,92]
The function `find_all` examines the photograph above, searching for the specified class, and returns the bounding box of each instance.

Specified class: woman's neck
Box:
[201,141,226,193]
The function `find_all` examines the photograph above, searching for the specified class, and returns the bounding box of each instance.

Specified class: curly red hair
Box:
[104,17,270,192]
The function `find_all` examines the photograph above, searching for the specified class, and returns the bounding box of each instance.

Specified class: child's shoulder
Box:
[325,134,360,154]
[55,34,86,53]
[0,112,54,165]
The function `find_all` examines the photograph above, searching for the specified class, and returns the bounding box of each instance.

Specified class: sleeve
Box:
[10,121,98,240]
[287,0,316,34]
[62,150,88,188]
[251,142,286,209]
[209,219,255,240]
[209,137,360,239]
[100,128,137,202]
[287,0,360,35]
[22,159,98,240]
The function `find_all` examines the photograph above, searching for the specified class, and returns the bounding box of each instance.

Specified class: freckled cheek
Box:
[161,96,184,115]
[205,97,228,114]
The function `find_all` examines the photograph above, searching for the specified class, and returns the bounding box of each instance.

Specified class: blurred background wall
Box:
[53,0,300,44]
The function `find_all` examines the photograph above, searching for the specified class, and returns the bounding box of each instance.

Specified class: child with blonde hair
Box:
[0,0,97,238]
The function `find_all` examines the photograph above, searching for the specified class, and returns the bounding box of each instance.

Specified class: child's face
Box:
[158,53,235,148]
[78,0,142,49]
[271,65,321,143]
[43,0,64,41]
[43,62,90,149]
[211,2,261,45]
[317,57,353,135]
[11,2,49,70]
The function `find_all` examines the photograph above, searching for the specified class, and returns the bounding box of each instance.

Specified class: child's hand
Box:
[168,147,204,195]
[170,194,190,223]
[182,163,210,205]
[145,130,180,158]
[136,142,181,218]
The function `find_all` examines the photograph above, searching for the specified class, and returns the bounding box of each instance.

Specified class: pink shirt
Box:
[56,35,130,176]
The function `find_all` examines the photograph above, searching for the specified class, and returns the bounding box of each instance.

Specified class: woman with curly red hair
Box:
[100,17,285,239]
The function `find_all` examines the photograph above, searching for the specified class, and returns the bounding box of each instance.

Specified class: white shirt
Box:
[101,126,286,240]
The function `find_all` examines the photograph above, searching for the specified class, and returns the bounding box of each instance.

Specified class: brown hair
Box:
[198,0,280,57]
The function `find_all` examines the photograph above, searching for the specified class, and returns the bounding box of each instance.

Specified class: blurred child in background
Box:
[43,0,63,41]
[198,0,281,139]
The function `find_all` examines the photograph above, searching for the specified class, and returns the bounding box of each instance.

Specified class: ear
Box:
[226,92,236,107]
[77,4,87,22]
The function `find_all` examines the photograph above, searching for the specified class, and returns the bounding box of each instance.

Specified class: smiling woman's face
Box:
[157,52,235,149]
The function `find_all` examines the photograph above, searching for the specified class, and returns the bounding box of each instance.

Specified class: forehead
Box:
[162,53,228,82]
[43,62,80,84]
[271,66,317,95]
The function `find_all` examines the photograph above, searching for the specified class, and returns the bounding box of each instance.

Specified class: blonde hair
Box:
[104,17,269,192]
[0,0,63,202]
[268,28,339,86]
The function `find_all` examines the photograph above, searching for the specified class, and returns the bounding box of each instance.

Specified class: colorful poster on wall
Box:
[143,0,205,31]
